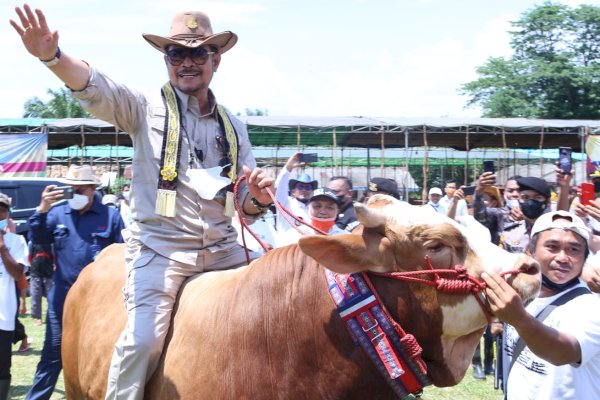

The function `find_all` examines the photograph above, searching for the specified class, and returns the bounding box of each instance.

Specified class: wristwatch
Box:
[250,196,273,212]
[39,47,61,67]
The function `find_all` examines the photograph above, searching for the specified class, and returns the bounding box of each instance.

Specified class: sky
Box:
[2,0,599,120]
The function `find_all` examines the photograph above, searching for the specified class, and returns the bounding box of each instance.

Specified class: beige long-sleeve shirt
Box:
[73,67,256,266]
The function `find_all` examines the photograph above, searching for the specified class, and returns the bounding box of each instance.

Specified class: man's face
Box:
[533,227,586,284]
[291,183,313,203]
[444,182,457,197]
[308,198,339,219]
[429,193,442,204]
[326,179,352,207]
[73,185,96,208]
[165,45,221,96]
[519,189,546,203]
[0,205,9,221]
[504,179,520,200]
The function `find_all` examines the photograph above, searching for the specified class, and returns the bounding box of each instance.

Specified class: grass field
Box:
[10,297,503,399]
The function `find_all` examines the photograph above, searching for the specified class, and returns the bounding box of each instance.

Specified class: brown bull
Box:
[62,195,540,399]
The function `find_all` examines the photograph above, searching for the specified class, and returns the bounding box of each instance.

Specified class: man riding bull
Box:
[11,4,275,399]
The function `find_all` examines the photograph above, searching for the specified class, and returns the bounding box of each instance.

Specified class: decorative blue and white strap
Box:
[325,269,430,399]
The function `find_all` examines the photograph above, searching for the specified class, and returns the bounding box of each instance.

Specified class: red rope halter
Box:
[371,257,521,323]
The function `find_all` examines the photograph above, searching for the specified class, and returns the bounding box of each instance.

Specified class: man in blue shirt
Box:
[26,165,124,400]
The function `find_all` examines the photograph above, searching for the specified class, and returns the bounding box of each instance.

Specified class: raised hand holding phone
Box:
[581,182,595,206]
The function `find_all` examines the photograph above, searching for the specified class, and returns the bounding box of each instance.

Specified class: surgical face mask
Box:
[311,216,336,233]
[520,199,547,219]
[0,218,8,231]
[123,191,130,201]
[68,194,89,211]
[506,199,520,209]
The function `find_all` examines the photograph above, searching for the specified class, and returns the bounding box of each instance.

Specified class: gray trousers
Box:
[29,275,53,320]
[105,238,247,400]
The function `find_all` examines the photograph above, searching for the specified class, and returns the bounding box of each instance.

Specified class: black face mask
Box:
[541,274,580,293]
[337,195,346,205]
[521,199,547,219]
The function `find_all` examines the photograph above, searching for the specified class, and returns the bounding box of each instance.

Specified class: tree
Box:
[461,2,600,119]
[23,87,92,118]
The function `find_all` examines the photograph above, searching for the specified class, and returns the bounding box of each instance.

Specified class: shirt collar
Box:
[172,87,218,118]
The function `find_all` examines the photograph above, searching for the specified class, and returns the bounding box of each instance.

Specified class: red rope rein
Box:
[233,175,328,264]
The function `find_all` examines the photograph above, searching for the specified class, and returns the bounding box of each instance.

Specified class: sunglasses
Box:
[295,183,313,191]
[166,47,214,66]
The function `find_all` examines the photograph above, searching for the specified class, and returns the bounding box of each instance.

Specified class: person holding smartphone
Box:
[274,153,318,233]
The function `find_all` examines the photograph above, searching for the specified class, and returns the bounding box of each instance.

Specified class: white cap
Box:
[429,187,443,196]
[531,210,591,243]
[102,194,118,206]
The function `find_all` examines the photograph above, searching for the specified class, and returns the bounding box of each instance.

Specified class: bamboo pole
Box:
[464,126,470,184]
[422,125,429,204]
[332,128,338,176]
[380,125,385,176]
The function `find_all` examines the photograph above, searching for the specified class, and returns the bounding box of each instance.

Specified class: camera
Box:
[55,185,74,200]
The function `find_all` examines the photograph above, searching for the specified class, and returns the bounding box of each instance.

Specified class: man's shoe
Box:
[472,364,486,380]
[485,367,495,376]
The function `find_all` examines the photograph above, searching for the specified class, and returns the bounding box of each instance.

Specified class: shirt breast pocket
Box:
[53,225,69,250]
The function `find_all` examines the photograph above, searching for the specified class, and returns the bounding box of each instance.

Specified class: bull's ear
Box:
[298,231,394,274]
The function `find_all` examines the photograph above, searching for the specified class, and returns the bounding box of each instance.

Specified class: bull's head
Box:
[299,194,540,387]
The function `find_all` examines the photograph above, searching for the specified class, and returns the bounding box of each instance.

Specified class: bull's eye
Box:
[426,243,444,253]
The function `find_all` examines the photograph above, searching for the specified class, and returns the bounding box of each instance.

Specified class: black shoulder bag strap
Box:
[508,286,591,375]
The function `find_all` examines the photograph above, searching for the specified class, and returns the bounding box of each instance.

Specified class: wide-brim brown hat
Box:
[60,165,99,186]
[482,186,504,208]
[143,11,237,54]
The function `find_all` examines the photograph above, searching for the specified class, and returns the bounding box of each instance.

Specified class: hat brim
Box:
[289,180,318,191]
[59,178,99,186]
[482,187,504,208]
[142,31,238,54]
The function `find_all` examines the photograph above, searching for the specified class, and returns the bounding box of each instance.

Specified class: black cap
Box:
[517,176,551,198]
[309,187,339,205]
[368,177,400,199]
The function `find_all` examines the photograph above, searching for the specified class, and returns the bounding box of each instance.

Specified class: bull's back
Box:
[62,243,128,399]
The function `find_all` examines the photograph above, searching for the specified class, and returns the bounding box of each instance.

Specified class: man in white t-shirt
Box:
[0,192,29,399]
[427,187,447,215]
[483,210,600,400]
[441,179,468,221]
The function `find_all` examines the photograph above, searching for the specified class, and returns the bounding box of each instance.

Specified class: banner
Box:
[0,133,47,177]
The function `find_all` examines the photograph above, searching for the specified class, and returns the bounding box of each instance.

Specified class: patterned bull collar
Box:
[325,269,430,399]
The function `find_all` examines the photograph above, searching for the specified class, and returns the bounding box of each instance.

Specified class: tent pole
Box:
[80,125,85,165]
[422,125,429,204]
[380,125,385,176]
[464,126,470,185]
[501,126,507,184]
[539,126,545,179]
[332,127,338,176]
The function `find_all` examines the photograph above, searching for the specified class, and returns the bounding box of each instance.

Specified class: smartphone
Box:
[594,181,600,193]
[581,182,595,206]
[461,185,476,196]
[558,147,572,174]
[483,160,495,174]
[55,185,74,200]
[299,153,318,163]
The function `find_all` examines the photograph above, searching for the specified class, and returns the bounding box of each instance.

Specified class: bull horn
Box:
[355,202,387,228]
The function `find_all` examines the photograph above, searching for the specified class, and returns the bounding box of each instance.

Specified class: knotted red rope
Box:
[370,257,521,323]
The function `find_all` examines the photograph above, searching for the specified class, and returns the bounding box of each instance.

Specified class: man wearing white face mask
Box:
[26,165,124,399]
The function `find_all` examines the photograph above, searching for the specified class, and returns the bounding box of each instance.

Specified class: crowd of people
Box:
[2,3,599,400]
